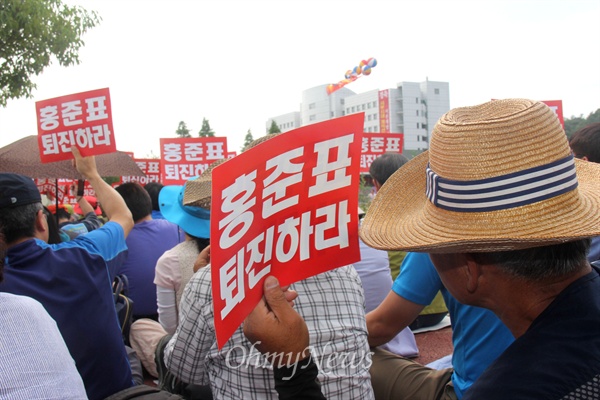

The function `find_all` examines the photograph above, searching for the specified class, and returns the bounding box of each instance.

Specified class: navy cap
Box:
[0,173,42,209]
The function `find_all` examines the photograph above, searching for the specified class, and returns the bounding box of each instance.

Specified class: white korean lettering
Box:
[370,137,385,152]
[205,142,225,160]
[309,134,354,197]
[136,161,148,172]
[220,249,246,319]
[163,143,183,162]
[91,124,112,146]
[147,162,160,174]
[314,200,350,250]
[61,101,83,126]
[57,131,75,152]
[40,133,60,155]
[39,105,60,130]
[385,137,402,152]
[164,164,180,181]
[245,231,272,289]
[184,143,203,161]
[262,147,304,218]
[219,171,257,249]
[361,136,369,153]
[75,127,92,148]
[85,96,109,121]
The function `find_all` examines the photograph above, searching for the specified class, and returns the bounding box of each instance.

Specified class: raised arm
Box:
[71,147,134,237]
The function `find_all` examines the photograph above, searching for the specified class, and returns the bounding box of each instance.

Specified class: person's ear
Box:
[464,254,483,294]
[582,156,589,162]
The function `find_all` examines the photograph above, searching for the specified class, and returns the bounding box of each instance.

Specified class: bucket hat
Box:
[360,98,600,253]
[159,177,210,239]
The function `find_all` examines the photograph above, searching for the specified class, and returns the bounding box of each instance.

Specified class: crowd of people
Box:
[0,100,598,400]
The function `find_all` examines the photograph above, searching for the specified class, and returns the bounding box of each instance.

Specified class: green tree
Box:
[564,108,600,138]
[268,120,281,134]
[198,118,215,137]
[175,121,191,138]
[0,0,100,106]
[241,129,254,152]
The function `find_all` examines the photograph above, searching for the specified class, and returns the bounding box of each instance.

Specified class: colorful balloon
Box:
[326,57,378,95]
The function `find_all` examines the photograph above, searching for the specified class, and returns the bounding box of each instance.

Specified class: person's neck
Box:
[135,214,152,224]
[486,264,591,338]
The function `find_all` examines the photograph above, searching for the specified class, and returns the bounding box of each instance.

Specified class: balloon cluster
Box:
[345,58,378,79]
[327,57,377,95]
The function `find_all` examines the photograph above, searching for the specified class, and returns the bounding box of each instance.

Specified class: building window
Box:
[362,104,366,110]
[416,110,419,116]
[417,123,420,129]
[309,115,316,121]
[367,102,371,109]
[331,111,334,118]
[367,115,371,121]
[435,88,440,95]
[352,106,356,113]
[342,111,345,116]
[309,103,316,110]
[373,101,377,107]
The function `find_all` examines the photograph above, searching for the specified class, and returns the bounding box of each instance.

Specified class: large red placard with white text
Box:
[211,114,364,348]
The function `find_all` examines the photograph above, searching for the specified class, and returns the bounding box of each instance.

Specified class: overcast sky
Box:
[1,0,599,158]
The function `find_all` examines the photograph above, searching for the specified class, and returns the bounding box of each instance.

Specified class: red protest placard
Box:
[211,114,364,348]
[36,88,115,163]
[121,159,161,185]
[360,132,405,173]
[160,137,228,185]
[541,100,564,128]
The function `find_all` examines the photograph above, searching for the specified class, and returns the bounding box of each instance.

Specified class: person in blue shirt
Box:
[0,147,135,400]
[367,252,514,399]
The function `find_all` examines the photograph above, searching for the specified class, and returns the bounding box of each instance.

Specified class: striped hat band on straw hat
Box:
[359,98,600,253]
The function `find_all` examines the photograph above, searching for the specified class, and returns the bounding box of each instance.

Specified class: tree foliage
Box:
[268,120,281,134]
[241,129,254,152]
[175,121,191,138]
[564,108,600,138]
[0,0,100,106]
[198,118,215,137]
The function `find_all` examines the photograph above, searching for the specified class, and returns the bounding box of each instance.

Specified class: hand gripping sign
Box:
[211,114,364,348]
[36,88,115,163]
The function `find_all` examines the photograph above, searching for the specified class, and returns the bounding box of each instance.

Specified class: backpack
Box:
[103,384,184,399]
[113,274,134,345]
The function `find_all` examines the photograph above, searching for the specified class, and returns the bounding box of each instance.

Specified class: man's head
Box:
[569,122,600,163]
[114,182,152,223]
[0,173,48,244]
[369,152,409,190]
[144,182,164,212]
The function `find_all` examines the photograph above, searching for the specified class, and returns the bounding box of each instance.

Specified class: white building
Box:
[266,79,449,152]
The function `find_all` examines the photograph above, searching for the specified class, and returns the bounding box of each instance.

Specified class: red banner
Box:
[121,159,161,185]
[36,88,115,163]
[211,115,364,348]
[541,100,564,128]
[378,89,390,133]
[360,133,405,173]
[160,137,228,185]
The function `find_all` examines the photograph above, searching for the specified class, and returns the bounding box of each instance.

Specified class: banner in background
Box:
[160,137,228,185]
[360,133,405,173]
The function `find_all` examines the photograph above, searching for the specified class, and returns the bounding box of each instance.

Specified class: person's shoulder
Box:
[0,292,46,314]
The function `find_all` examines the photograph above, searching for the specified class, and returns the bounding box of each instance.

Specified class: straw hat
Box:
[360,98,600,253]
[183,133,281,208]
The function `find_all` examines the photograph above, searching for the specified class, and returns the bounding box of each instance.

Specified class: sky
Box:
[1,0,599,158]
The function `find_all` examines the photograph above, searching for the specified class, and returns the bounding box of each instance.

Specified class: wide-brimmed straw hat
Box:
[360,98,600,253]
[183,133,281,208]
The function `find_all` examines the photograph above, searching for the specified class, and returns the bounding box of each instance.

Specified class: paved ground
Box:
[412,326,453,365]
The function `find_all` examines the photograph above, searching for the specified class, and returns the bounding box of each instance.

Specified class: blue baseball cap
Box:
[0,173,41,209]
[159,177,210,239]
